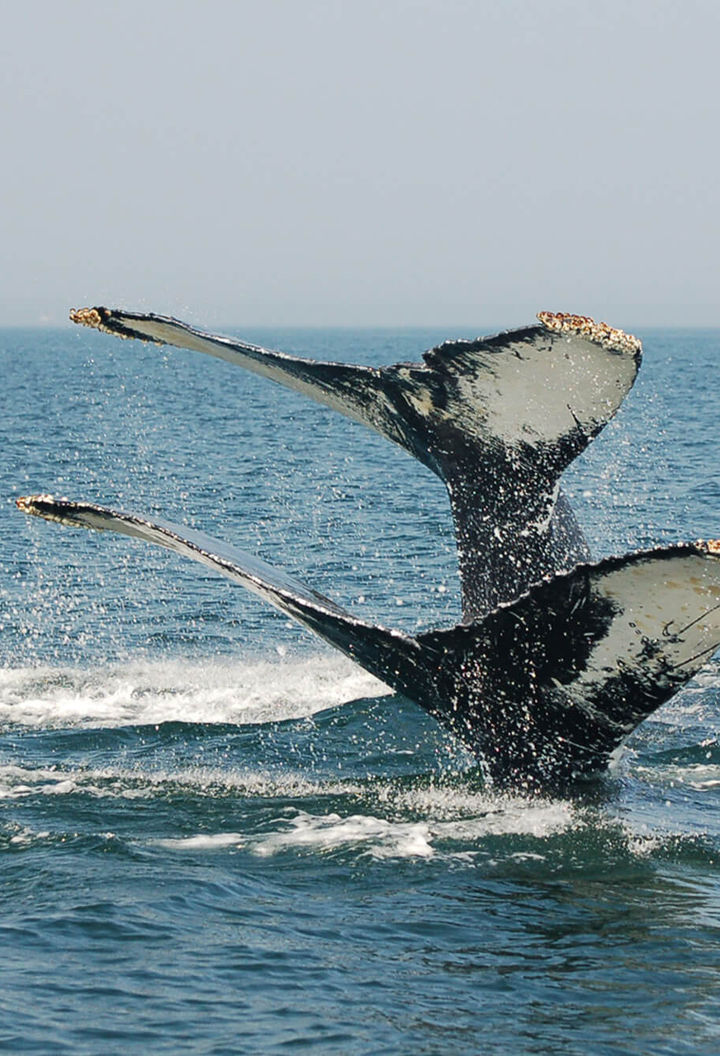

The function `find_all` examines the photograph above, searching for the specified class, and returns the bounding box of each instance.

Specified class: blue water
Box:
[2,322,720,1054]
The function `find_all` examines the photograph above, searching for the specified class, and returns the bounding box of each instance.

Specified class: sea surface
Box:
[1,321,720,1054]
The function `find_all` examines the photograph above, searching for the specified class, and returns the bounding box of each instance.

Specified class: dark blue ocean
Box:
[2,322,720,1054]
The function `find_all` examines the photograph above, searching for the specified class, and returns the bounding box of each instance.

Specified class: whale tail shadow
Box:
[69,307,641,617]
[18,495,720,788]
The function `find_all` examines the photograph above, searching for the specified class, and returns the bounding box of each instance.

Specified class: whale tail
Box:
[18,495,720,788]
[70,307,642,616]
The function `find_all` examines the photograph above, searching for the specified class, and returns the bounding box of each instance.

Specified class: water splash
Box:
[0,655,387,729]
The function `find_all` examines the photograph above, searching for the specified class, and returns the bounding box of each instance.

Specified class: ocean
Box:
[2,322,720,1054]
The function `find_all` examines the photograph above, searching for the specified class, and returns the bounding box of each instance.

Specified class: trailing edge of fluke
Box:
[15,306,718,787]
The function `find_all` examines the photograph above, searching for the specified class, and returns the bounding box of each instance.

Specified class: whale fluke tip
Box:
[16,493,42,512]
[16,495,77,527]
[537,311,641,355]
[17,494,56,518]
[70,306,104,329]
[69,306,165,343]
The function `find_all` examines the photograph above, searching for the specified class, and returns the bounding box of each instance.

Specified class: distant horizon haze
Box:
[3,0,719,329]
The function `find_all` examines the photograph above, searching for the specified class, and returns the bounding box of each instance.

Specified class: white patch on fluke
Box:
[576,552,720,717]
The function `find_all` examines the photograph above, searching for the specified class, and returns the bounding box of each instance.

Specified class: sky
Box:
[2,0,719,328]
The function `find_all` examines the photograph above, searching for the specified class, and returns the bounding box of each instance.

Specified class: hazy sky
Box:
[2,0,719,328]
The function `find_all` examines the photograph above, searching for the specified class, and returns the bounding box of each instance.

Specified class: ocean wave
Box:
[1,754,718,869]
[151,783,579,861]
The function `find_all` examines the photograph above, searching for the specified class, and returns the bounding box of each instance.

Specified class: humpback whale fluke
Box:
[17,495,720,788]
[69,306,642,617]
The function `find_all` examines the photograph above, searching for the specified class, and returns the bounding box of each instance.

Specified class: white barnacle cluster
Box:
[537,311,641,355]
[69,306,103,329]
[69,306,133,339]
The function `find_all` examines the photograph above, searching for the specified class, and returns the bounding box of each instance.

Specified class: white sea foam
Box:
[0,655,387,729]
[153,788,576,861]
[642,761,720,792]
[0,760,366,803]
[1,756,700,863]
[0,751,579,859]
[0,763,120,801]
[156,832,246,851]
[253,811,436,858]
[249,799,575,859]
[6,825,51,846]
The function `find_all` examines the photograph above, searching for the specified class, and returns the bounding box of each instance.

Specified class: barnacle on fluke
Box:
[536,310,642,355]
